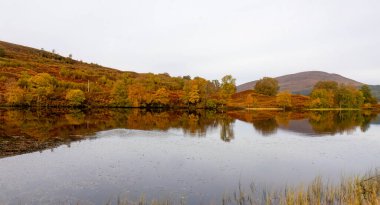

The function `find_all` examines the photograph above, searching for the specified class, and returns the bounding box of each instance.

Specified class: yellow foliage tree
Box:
[65,89,85,106]
[188,85,200,104]
[6,85,32,106]
[220,75,236,98]
[153,88,170,106]
[276,91,292,109]
[310,89,334,108]
[128,84,148,107]
[183,81,200,106]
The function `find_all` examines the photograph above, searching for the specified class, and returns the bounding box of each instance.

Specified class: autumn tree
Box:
[310,81,364,108]
[254,77,279,96]
[182,80,201,106]
[335,85,364,108]
[310,89,335,108]
[29,73,57,105]
[111,77,131,106]
[276,91,292,109]
[5,85,32,106]
[188,85,200,104]
[314,81,338,91]
[193,77,209,104]
[220,75,236,98]
[65,89,85,106]
[153,88,170,106]
[182,80,200,106]
[128,84,144,107]
[30,73,57,88]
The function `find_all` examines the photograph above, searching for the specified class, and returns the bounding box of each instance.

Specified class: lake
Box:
[0,108,379,205]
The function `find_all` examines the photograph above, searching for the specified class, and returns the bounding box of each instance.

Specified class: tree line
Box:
[248,77,377,109]
[3,69,377,109]
[309,81,377,108]
[4,71,237,108]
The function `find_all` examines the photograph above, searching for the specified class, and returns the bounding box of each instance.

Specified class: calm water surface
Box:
[0,109,379,204]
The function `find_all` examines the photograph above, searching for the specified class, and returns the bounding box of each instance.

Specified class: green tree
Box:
[314,81,338,91]
[111,80,129,106]
[254,77,279,96]
[220,75,236,98]
[65,89,86,106]
[335,85,364,108]
[360,85,377,104]
[310,89,335,108]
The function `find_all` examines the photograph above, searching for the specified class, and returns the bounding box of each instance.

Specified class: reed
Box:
[111,171,380,205]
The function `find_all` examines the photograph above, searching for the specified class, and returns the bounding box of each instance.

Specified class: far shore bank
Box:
[1,105,380,112]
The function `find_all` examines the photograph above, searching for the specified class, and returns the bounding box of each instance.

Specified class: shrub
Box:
[65,89,85,106]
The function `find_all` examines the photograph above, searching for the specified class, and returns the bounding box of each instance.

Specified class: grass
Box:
[106,171,380,205]
[245,108,284,110]
[307,108,361,111]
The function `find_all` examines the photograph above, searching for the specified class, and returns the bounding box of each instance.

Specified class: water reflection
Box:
[230,110,379,136]
[220,115,235,142]
[0,108,378,158]
[309,111,376,134]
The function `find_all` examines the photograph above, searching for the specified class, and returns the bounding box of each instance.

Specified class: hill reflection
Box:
[229,110,379,136]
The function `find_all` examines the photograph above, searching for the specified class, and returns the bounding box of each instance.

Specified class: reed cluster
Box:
[112,171,380,205]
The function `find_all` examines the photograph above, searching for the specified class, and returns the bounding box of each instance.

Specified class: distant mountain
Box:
[237,71,379,99]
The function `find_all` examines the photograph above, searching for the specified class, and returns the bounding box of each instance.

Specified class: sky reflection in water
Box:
[0,108,379,205]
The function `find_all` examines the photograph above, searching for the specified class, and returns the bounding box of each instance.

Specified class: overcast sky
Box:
[1,0,379,85]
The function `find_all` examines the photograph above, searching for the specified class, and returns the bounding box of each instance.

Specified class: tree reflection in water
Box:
[220,115,235,142]
[252,118,278,136]
[0,108,378,158]
[229,110,379,136]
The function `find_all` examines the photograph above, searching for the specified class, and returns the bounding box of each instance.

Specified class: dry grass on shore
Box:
[109,171,380,205]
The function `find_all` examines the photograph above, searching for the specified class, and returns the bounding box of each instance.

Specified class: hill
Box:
[0,40,129,106]
[0,40,227,108]
[237,71,377,96]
